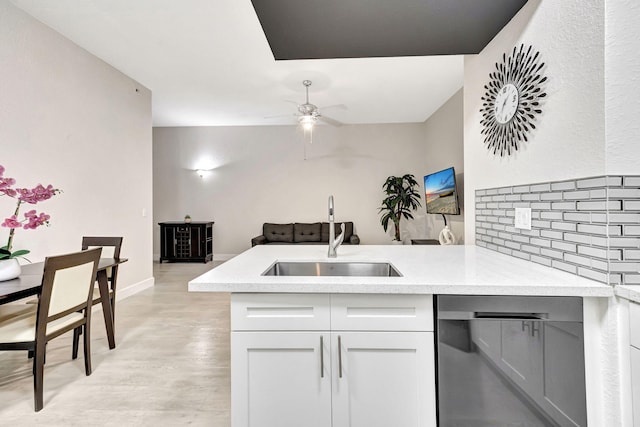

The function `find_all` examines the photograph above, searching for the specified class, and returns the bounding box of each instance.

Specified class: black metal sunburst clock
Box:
[480,44,547,157]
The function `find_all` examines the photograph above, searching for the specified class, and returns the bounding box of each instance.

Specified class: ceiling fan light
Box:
[299,115,316,130]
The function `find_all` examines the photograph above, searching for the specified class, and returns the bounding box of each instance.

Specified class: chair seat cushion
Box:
[0,308,84,343]
[294,223,322,242]
[0,304,37,322]
[263,223,294,243]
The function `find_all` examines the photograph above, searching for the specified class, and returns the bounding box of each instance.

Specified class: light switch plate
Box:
[514,207,532,230]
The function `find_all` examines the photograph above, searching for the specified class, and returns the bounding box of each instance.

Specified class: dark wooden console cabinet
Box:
[159,221,214,263]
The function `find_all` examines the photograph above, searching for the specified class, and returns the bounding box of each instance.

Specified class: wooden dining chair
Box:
[0,247,101,411]
[72,236,123,358]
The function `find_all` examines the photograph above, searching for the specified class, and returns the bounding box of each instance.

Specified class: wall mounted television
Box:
[424,167,461,215]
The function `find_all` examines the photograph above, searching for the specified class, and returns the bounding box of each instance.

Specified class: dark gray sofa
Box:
[251,222,360,246]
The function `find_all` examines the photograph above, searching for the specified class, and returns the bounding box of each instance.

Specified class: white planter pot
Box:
[0,258,21,281]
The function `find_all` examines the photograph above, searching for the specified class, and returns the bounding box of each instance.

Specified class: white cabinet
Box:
[231,332,331,427]
[331,332,434,427]
[230,293,436,427]
[630,302,640,426]
[470,319,586,427]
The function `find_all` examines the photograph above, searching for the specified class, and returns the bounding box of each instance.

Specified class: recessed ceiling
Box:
[8,0,523,127]
[252,0,528,60]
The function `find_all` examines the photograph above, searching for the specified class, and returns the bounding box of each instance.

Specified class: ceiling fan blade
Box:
[318,114,343,127]
[318,104,348,111]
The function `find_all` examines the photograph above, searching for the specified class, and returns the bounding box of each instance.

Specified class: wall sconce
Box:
[196,169,209,178]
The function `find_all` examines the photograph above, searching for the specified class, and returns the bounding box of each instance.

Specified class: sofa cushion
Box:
[294,222,322,243]
[263,223,294,243]
[320,221,353,242]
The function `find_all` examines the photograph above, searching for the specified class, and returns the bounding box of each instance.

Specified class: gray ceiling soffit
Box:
[251,0,528,60]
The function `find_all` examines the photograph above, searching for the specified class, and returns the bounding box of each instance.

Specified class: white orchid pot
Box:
[0,258,21,281]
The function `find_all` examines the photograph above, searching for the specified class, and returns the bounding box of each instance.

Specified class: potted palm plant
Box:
[379,174,422,242]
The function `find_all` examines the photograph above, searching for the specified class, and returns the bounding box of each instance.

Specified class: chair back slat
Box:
[82,237,123,281]
[81,236,122,259]
[48,262,97,318]
[37,248,101,330]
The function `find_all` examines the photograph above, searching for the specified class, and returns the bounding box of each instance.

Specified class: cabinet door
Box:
[541,321,587,427]
[231,332,331,427]
[470,319,501,362]
[500,320,543,396]
[331,332,436,427]
[632,346,640,427]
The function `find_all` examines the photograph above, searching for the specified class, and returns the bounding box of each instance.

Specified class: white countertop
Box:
[188,245,613,297]
[615,285,640,303]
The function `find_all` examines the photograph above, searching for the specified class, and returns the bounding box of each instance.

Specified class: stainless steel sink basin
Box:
[262,261,402,277]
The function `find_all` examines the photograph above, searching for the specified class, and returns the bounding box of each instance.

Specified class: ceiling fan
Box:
[293,80,343,130]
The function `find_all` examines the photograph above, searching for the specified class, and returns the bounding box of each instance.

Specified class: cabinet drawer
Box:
[231,293,330,331]
[631,302,640,349]
[331,294,433,332]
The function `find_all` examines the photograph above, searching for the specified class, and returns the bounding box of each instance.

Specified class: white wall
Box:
[422,89,465,243]
[464,0,606,242]
[153,122,453,255]
[0,3,153,291]
[605,0,640,174]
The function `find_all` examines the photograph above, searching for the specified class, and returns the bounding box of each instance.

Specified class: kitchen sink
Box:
[262,261,402,277]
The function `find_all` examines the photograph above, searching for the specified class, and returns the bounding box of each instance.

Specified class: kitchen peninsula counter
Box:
[188,244,612,297]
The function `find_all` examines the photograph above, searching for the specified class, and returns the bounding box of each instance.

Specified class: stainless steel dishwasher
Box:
[435,295,587,427]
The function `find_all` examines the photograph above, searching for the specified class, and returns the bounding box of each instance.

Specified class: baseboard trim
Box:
[116,276,155,301]
[153,253,237,262]
[213,253,237,261]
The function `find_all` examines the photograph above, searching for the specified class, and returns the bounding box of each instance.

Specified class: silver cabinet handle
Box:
[320,335,324,378]
[531,321,540,338]
[338,335,343,378]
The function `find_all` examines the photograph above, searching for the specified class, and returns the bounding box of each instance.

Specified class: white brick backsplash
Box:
[529,238,552,248]
[512,234,530,243]
[563,212,591,222]
[577,267,609,283]
[624,200,640,210]
[591,213,608,223]
[607,176,623,186]
[530,183,551,192]
[577,177,607,188]
[564,253,595,267]
[541,211,563,220]
[552,260,577,274]
[623,275,640,285]
[577,200,621,211]
[521,193,540,201]
[551,222,577,232]
[531,202,552,210]
[609,213,640,223]
[551,201,575,210]
[476,175,640,285]
[563,190,590,200]
[505,241,521,250]
[541,192,563,201]
[540,229,564,240]
[624,225,640,236]
[531,255,552,267]
[610,188,640,198]
[513,185,530,193]
[625,250,640,260]
[564,233,593,245]
[541,248,564,259]
[624,176,640,186]
[551,181,576,191]
[610,262,640,273]
[609,237,640,248]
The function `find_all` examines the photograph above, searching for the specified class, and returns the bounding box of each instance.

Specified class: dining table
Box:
[0,257,128,349]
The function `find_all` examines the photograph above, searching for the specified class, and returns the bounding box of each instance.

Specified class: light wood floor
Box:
[0,261,231,426]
